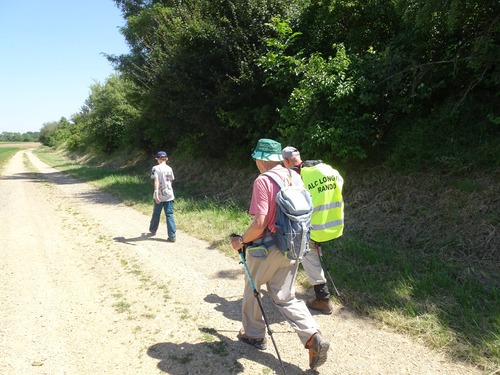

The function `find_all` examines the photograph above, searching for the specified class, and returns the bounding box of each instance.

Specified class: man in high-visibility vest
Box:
[282,146,344,314]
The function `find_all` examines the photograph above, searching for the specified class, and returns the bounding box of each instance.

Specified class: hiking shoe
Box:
[149,231,156,236]
[167,237,176,242]
[306,333,330,369]
[306,298,333,315]
[238,330,267,350]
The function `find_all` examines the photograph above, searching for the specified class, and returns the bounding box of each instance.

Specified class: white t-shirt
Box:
[151,163,175,201]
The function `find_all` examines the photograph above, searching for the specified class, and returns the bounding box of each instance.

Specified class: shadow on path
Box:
[148,328,314,375]
[113,233,172,245]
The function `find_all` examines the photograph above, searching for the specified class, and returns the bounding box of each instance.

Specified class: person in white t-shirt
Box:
[149,151,176,242]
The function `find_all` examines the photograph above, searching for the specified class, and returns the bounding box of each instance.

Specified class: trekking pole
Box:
[230,234,287,375]
[315,242,341,297]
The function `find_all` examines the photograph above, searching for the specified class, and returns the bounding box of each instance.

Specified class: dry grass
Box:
[344,165,499,283]
[170,157,499,284]
[170,157,256,208]
[0,142,40,148]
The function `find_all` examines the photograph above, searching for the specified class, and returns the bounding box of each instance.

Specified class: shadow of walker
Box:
[113,233,172,245]
[147,328,309,374]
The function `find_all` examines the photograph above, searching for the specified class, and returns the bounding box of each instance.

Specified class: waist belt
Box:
[251,234,278,250]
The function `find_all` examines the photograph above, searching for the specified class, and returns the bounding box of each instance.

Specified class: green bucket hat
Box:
[251,138,283,162]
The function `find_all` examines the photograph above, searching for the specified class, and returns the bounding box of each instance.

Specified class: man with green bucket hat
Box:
[230,138,330,370]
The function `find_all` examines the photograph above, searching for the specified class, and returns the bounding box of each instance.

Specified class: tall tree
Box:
[79,75,141,153]
[110,0,305,158]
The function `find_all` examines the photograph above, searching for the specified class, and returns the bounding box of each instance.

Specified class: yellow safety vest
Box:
[300,163,344,242]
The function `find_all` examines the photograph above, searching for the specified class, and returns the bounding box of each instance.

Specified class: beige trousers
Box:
[241,248,320,346]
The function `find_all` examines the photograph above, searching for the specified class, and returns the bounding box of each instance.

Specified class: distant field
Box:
[0,142,40,148]
[0,143,41,171]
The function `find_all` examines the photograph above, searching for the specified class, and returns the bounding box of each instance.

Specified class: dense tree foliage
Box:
[260,0,499,166]
[39,118,73,148]
[40,76,141,153]
[0,131,40,142]
[80,75,141,152]
[44,0,499,170]
[108,0,305,158]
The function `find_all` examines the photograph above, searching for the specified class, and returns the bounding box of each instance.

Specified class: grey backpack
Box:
[263,170,314,260]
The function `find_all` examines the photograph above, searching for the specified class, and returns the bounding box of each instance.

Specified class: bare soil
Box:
[0,149,482,375]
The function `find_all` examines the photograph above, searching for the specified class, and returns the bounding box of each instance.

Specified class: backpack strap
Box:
[261,170,288,238]
[263,170,284,189]
[263,169,299,189]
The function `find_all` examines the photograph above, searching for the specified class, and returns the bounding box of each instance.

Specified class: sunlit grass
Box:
[324,236,499,370]
[0,148,20,171]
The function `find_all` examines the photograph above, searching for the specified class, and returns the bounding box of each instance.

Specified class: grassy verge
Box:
[330,237,498,372]
[34,147,499,373]
[0,147,21,172]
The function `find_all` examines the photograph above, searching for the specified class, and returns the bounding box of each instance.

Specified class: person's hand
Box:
[230,234,243,251]
[153,190,160,204]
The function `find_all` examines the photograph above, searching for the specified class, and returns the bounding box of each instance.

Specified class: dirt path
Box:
[0,149,481,375]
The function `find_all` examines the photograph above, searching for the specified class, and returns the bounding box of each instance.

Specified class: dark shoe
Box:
[306,333,330,369]
[167,237,176,242]
[238,330,267,350]
[149,231,156,236]
[306,298,333,315]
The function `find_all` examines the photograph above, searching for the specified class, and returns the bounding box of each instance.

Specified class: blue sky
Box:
[0,1,129,134]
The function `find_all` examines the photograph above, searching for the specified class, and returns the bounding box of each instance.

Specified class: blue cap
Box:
[155,151,167,158]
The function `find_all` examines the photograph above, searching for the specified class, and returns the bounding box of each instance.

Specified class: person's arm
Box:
[153,176,160,203]
[230,213,267,250]
[231,176,270,250]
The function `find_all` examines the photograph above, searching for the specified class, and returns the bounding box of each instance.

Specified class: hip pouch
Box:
[247,234,277,259]
[246,245,269,259]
